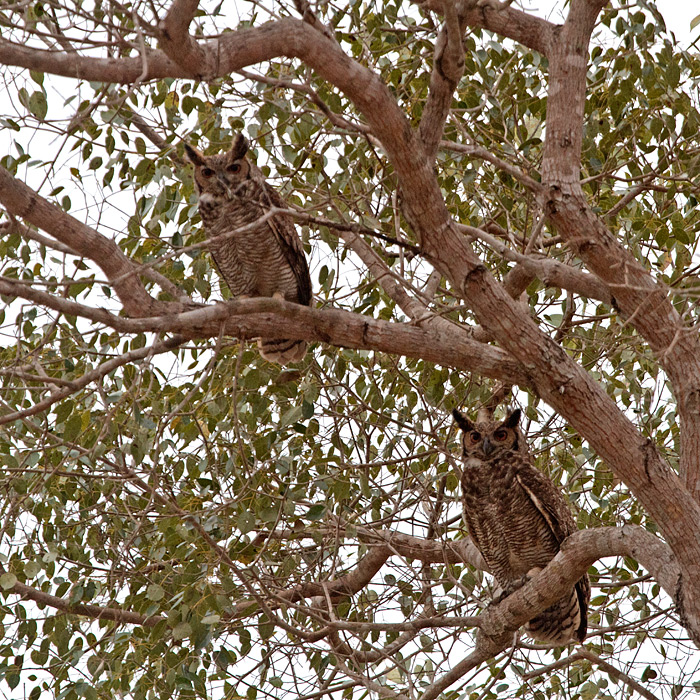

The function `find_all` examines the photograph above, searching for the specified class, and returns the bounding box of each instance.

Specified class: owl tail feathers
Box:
[257,338,307,365]
[525,583,587,645]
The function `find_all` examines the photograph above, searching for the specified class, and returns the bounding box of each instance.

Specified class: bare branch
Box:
[0,165,179,316]
[418,2,466,162]
[412,0,556,56]
[457,223,613,304]
[0,34,188,81]
[420,525,680,699]
[538,0,700,509]
[5,574,163,627]
[440,139,543,193]
[578,649,661,700]
[0,277,526,384]
[157,0,212,77]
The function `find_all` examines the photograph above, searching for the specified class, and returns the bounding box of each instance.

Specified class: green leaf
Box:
[0,573,17,590]
[23,561,41,579]
[579,681,598,700]
[147,584,165,601]
[28,91,48,120]
[172,622,192,641]
[305,504,326,521]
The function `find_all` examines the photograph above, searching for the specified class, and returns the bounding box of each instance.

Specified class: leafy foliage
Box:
[0,1,699,699]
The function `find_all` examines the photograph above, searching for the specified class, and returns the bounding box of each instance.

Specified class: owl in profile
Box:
[184,134,312,364]
[453,408,590,645]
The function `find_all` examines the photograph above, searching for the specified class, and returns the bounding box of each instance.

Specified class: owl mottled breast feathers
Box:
[453,408,590,644]
[184,133,312,364]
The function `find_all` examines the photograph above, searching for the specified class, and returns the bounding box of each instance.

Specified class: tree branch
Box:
[0,334,184,426]
[0,165,179,316]
[412,0,556,56]
[458,223,613,305]
[420,525,679,700]
[418,2,466,162]
[0,277,526,385]
[539,0,700,508]
[0,35,188,81]
[5,576,163,627]
[157,0,216,77]
[440,139,542,193]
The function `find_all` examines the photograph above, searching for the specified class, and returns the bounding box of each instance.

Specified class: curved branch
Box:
[0,35,188,81]
[412,0,556,56]
[538,0,700,507]
[0,277,527,385]
[441,139,542,193]
[0,166,178,316]
[158,0,214,77]
[0,334,184,426]
[458,223,613,304]
[420,525,680,700]
[6,576,163,627]
[418,3,466,162]
[357,527,487,571]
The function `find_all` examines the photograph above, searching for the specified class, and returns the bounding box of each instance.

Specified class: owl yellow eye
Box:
[226,163,241,173]
[494,429,508,441]
[469,431,481,444]
[201,167,214,178]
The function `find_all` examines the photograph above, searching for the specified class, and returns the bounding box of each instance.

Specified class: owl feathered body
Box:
[184,134,312,364]
[453,408,590,645]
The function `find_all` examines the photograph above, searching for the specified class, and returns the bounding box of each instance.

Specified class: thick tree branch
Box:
[0,35,188,81]
[539,0,700,507]
[417,0,556,55]
[0,277,526,385]
[158,0,216,77]
[420,525,680,700]
[0,166,179,316]
[418,2,466,162]
[357,526,487,570]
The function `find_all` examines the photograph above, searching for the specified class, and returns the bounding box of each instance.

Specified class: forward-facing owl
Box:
[453,408,590,645]
[184,134,312,364]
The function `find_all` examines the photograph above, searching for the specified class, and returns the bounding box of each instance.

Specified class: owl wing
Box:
[516,461,590,639]
[514,462,578,544]
[260,182,313,307]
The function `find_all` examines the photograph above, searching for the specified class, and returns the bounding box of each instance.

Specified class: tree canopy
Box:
[0,1,699,699]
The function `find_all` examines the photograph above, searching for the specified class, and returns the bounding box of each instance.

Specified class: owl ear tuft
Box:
[503,409,521,429]
[230,133,250,161]
[452,409,475,433]
[184,143,205,166]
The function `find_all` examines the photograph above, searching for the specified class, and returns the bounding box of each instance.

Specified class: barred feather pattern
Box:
[198,186,307,363]
[187,137,312,364]
[455,411,590,645]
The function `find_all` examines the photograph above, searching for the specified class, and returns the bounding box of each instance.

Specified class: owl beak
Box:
[217,174,234,200]
[482,437,495,457]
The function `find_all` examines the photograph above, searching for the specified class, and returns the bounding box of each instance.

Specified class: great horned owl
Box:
[184,134,312,364]
[452,408,590,644]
